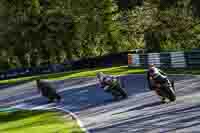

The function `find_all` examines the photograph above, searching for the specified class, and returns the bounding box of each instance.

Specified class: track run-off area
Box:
[1,74,200,133]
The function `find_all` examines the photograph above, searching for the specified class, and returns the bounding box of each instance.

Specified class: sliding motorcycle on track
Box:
[36,79,62,103]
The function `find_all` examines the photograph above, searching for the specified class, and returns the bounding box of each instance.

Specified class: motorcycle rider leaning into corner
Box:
[147,64,174,103]
[96,72,116,91]
[96,72,127,99]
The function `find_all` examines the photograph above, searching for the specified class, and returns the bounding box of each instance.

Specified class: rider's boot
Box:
[120,89,128,99]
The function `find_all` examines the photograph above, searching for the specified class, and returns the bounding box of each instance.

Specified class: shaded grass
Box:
[0,109,84,133]
[164,68,200,75]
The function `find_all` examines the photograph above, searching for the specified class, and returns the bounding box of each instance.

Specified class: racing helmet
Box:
[96,72,105,81]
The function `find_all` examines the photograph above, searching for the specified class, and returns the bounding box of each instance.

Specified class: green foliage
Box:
[0,0,199,70]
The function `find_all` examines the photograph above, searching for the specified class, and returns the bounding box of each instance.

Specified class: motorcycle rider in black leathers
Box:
[147,64,173,103]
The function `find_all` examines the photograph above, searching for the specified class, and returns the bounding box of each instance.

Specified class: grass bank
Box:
[0,66,199,85]
[0,109,84,133]
[0,66,145,85]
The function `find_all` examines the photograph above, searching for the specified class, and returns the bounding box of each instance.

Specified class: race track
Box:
[1,74,200,133]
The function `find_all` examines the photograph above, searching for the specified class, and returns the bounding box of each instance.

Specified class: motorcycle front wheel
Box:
[162,85,176,102]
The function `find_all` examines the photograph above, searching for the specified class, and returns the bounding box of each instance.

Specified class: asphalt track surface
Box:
[1,74,200,133]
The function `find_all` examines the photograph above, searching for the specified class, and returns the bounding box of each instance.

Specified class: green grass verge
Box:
[0,65,200,85]
[0,109,84,133]
[0,66,145,85]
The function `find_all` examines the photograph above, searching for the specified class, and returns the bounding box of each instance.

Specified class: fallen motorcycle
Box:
[36,80,62,103]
